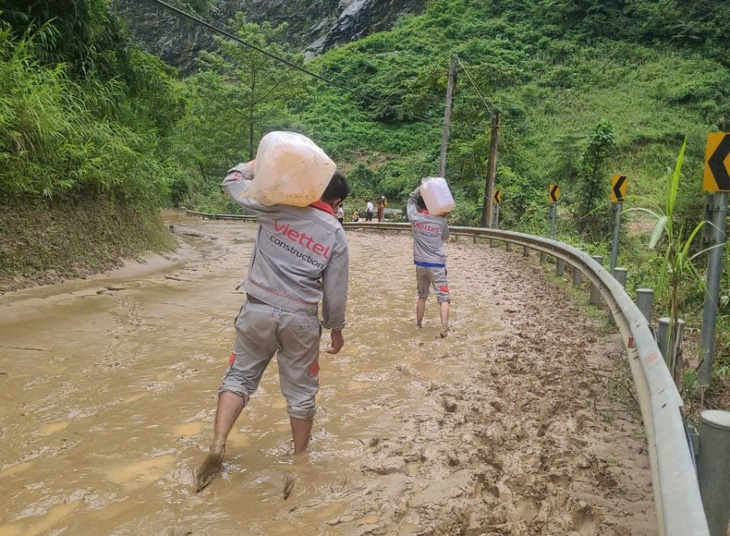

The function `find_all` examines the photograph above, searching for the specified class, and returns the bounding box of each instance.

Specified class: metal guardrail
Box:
[186,211,709,535]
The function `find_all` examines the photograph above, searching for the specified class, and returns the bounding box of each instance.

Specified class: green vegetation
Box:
[0,0,183,202]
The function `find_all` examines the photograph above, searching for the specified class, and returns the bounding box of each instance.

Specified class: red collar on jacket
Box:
[421,209,430,215]
[310,200,335,216]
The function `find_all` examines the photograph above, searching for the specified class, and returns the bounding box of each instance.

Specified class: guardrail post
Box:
[572,266,583,287]
[613,267,627,286]
[506,242,514,252]
[635,288,654,324]
[589,255,603,305]
[657,317,685,368]
[523,245,529,257]
[609,268,628,325]
[490,238,497,247]
[540,251,547,264]
[473,235,479,244]
[556,259,565,276]
[698,410,730,536]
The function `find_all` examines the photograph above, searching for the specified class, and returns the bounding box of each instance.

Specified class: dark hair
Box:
[322,171,349,203]
[416,195,427,211]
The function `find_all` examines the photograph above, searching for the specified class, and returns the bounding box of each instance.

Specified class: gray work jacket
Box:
[407,187,450,267]
[222,164,349,330]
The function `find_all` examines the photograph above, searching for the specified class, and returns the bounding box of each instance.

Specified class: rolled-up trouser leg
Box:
[276,311,322,420]
[431,267,450,304]
[219,302,280,403]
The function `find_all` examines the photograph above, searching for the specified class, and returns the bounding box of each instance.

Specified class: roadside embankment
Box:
[0,196,175,293]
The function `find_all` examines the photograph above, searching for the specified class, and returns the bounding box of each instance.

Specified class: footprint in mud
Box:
[572,504,600,535]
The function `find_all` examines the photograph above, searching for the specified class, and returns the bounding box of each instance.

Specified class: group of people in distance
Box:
[194,162,451,492]
[351,196,387,223]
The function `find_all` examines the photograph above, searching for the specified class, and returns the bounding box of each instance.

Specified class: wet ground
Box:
[0,212,655,535]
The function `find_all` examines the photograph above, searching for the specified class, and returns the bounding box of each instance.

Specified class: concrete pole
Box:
[610,201,623,271]
[698,410,730,536]
[699,192,728,388]
[589,255,603,305]
[540,251,547,264]
[556,259,565,276]
[482,111,501,228]
[635,288,654,324]
[522,245,529,257]
[438,54,458,178]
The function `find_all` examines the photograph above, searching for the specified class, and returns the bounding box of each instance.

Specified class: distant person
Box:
[407,185,450,337]
[377,199,384,222]
[194,160,350,492]
[381,195,388,207]
[336,203,345,225]
[365,199,374,222]
[352,211,360,222]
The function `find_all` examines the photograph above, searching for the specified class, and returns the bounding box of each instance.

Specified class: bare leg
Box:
[439,301,450,337]
[416,297,427,328]
[290,417,313,454]
[194,391,245,491]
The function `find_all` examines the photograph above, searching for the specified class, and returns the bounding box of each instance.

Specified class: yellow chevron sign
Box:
[611,174,627,203]
[548,184,560,204]
[493,190,502,204]
[703,133,730,192]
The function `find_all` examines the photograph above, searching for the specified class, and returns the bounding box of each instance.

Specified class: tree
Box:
[576,120,614,240]
[197,14,305,159]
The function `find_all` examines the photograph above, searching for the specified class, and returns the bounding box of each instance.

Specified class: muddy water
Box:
[0,213,655,535]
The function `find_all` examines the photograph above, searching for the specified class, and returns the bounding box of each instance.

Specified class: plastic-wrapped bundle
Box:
[420,177,455,216]
[243,131,336,207]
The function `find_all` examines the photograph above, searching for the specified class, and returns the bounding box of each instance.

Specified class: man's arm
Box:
[221,162,275,215]
[441,219,450,242]
[406,186,421,221]
[321,236,349,353]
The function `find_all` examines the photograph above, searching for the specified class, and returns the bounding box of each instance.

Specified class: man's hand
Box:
[241,160,256,181]
[326,329,344,354]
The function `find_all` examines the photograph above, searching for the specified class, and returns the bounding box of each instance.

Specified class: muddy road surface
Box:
[0,212,655,535]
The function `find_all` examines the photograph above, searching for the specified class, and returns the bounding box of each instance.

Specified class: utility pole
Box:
[482,110,501,227]
[438,54,458,178]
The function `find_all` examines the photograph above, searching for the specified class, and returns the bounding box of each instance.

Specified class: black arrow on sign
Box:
[613,175,627,202]
[708,134,730,191]
[549,185,559,203]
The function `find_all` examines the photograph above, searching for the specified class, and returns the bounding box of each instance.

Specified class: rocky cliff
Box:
[116,0,425,73]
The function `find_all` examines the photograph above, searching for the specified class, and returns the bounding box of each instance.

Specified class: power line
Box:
[145,0,437,124]
[455,55,497,116]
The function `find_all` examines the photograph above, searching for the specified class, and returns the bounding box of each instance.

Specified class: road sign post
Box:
[699,133,730,387]
[548,184,559,240]
[549,204,556,239]
[491,191,502,247]
[610,174,627,272]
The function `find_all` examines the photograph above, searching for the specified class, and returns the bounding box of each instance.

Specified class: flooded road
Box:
[0,212,655,535]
